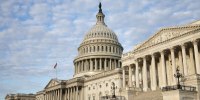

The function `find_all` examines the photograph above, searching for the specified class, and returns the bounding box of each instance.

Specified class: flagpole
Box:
[54,63,58,79]
[56,66,57,79]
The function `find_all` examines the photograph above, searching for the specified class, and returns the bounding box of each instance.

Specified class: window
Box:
[106,83,108,87]
[97,46,99,51]
[89,96,90,100]
[93,96,95,100]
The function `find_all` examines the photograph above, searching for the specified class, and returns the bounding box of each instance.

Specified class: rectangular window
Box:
[93,96,95,100]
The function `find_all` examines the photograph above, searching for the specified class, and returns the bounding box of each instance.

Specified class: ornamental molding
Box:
[74,54,121,62]
[84,69,122,82]
[79,39,122,48]
[135,25,200,52]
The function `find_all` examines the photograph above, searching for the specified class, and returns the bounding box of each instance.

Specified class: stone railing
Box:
[85,68,122,82]
[162,85,196,92]
[66,77,84,84]
[100,95,126,100]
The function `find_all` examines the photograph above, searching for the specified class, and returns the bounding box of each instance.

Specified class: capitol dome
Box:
[73,3,123,77]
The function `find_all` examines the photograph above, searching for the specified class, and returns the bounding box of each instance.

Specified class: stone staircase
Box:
[133,89,163,100]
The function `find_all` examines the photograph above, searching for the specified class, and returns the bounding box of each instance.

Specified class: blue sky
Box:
[0,0,200,99]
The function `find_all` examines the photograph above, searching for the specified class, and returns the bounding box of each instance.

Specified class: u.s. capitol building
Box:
[35,2,200,100]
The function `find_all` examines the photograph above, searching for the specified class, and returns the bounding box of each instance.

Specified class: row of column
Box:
[44,86,84,100]
[80,45,122,55]
[74,58,121,74]
[123,40,200,91]
[44,89,62,100]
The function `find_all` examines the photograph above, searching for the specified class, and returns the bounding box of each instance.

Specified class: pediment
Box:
[135,25,200,51]
[45,79,61,89]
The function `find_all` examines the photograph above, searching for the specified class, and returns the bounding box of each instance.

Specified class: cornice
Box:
[135,25,200,51]
[84,68,122,82]
[74,54,121,62]
[79,38,122,49]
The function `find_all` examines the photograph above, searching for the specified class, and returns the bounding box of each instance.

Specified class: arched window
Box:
[106,46,108,52]
[102,46,104,51]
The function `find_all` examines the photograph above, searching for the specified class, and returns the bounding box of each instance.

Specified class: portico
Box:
[122,24,200,92]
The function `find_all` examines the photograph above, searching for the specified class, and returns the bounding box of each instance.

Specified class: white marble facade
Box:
[36,3,123,100]
[122,20,200,93]
[35,2,200,100]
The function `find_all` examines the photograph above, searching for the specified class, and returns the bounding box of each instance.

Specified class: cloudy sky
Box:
[0,0,200,99]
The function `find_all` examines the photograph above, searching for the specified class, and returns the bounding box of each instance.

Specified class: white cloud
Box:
[0,0,200,98]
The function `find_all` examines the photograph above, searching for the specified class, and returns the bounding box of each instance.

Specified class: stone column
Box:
[74,87,76,100]
[52,90,54,100]
[193,40,200,74]
[76,63,78,74]
[110,59,112,70]
[53,90,55,100]
[56,90,58,100]
[135,60,139,88]
[68,88,70,100]
[115,59,117,68]
[74,63,76,74]
[181,44,188,75]
[161,51,167,87]
[48,92,50,100]
[100,58,102,70]
[44,94,46,100]
[83,60,86,72]
[143,57,148,91]
[189,47,195,74]
[122,67,126,88]
[118,60,120,68]
[60,89,62,100]
[76,87,78,100]
[73,87,75,100]
[46,92,48,100]
[81,87,84,100]
[104,58,107,71]
[77,62,79,73]
[48,92,49,100]
[170,48,176,85]
[57,89,60,100]
[95,58,97,71]
[52,91,53,100]
[129,65,133,87]
[65,89,67,100]
[53,91,54,100]
[151,54,157,90]
[85,60,87,71]
[90,59,93,71]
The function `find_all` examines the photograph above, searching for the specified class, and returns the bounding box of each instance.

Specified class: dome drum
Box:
[73,3,123,78]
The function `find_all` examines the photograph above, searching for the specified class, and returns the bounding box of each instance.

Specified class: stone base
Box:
[162,90,197,100]
[184,74,200,100]
[121,88,135,100]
